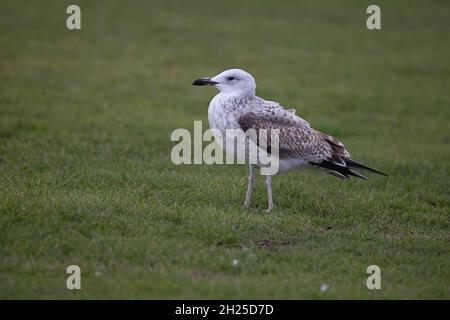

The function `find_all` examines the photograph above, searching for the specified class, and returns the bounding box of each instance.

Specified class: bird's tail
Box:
[311,158,387,180]
[344,158,388,177]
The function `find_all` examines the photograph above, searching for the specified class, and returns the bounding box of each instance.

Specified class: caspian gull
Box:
[193,69,387,211]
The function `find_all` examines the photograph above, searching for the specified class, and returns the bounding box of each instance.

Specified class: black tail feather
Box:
[310,158,387,180]
[344,158,388,176]
[311,160,367,180]
[347,169,369,180]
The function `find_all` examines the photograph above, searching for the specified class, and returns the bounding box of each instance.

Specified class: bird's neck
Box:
[216,91,255,107]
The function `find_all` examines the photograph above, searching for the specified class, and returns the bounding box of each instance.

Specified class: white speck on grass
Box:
[95,271,102,276]
[320,283,329,293]
[232,259,239,267]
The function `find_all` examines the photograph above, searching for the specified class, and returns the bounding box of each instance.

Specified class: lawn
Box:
[0,0,449,299]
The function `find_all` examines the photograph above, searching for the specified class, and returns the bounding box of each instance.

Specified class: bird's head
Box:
[193,68,256,96]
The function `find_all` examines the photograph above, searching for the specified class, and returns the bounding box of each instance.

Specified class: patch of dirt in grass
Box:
[255,239,293,251]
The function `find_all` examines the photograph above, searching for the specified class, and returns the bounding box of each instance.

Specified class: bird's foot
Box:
[266,205,273,212]
[242,202,251,208]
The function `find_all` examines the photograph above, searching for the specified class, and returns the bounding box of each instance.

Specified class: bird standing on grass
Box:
[193,68,387,211]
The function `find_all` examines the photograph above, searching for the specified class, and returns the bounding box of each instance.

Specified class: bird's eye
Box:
[227,76,235,81]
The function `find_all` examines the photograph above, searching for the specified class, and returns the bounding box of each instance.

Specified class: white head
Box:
[193,68,256,96]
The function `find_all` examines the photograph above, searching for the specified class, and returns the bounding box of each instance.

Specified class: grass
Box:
[0,0,449,299]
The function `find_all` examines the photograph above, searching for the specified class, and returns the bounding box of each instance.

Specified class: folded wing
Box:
[238,99,386,179]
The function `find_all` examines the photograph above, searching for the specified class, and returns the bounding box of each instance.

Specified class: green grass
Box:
[0,0,449,299]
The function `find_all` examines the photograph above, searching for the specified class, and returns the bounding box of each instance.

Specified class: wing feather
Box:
[237,97,385,179]
[238,98,349,164]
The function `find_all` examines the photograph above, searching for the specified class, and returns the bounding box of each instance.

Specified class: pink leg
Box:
[243,166,255,207]
[266,175,273,212]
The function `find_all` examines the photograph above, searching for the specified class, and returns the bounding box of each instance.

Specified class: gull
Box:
[193,68,387,211]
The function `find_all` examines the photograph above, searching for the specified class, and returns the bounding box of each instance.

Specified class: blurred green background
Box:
[0,0,449,299]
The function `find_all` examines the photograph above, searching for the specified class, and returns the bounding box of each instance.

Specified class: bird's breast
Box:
[208,94,242,134]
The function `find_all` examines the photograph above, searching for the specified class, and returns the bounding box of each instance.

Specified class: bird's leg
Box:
[243,165,255,208]
[266,175,273,212]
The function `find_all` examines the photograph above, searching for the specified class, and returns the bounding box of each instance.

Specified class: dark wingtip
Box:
[310,160,373,181]
[344,158,388,177]
[348,169,369,180]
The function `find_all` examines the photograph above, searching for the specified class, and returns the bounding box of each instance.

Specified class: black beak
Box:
[192,78,218,86]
